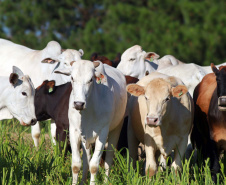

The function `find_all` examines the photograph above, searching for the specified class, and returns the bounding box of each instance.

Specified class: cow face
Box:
[35,80,55,120]
[117,45,159,79]
[127,78,187,126]
[211,63,226,111]
[54,60,105,111]
[57,49,84,68]
[8,66,37,126]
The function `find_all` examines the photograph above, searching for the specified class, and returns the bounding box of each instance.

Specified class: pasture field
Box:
[0,120,225,185]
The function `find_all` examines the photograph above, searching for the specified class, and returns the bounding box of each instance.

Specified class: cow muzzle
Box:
[218,96,226,111]
[146,116,159,126]
[20,118,37,126]
[74,101,85,110]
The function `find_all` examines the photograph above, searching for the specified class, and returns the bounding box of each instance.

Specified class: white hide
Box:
[0,38,84,146]
[202,62,226,74]
[158,63,207,97]
[117,45,159,79]
[55,60,127,185]
[117,45,182,79]
[48,49,84,86]
[0,66,36,126]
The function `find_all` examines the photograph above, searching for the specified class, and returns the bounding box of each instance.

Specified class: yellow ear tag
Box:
[179,91,183,97]
[49,87,53,93]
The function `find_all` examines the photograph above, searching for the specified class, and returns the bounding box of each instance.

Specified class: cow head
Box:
[7,66,37,126]
[35,80,56,120]
[117,45,159,79]
[127,78,187,126]
[54,60,106,111]
[211,63,226,111]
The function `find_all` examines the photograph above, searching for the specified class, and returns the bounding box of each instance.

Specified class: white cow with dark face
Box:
[0,38,84,146]
[0,66,36,126]
[117,45,183,79]
[54,60,127,185]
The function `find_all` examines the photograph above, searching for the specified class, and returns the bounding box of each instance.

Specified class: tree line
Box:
[0,0,225,65]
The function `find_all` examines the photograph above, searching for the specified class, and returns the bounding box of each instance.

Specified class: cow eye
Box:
[88,78,93,83]
[71,76,74,81]
[164,97,170,103]
[129,58,135,61]
[22,92,27,96]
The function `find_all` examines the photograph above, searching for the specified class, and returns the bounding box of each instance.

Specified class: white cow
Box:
[0,66,36,126]
[117,45,183,79]
[158,63,207,97]
[0,38,84,146]
[54,60,127,185]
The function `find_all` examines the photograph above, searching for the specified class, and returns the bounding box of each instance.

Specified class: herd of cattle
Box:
[0,38,226,184]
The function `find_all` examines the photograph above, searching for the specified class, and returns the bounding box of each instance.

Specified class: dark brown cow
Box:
[35,81,72,154]
[191,63,226,182]
[90,53,121,67]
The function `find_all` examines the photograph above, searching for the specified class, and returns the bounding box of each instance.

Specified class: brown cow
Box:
[191,63,226,183]
[90,53,121,67]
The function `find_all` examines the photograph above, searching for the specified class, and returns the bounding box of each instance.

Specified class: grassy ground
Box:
[0,120,225,185]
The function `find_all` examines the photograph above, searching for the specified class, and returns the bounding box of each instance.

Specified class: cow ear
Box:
[46,81,55,94]
[79,49,84,56]
[9,73,19,86]
[171,85,188,98]
[94,72,106,84]
[41,58,57,64]
[211,63,219,75]
[144,52,160,61]
[54,67,71,76]
[13,66,24,78]
[126,84,145,96]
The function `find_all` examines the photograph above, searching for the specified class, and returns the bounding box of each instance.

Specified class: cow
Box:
[35,80,71,153]
[0,66,36,126]
[0,38,83,147]
[90,52,121,68]
[126,72,193,178]
[116,45,183,79]
[158,63,207,97]
[191,63,226,182]
[53,60,127,184]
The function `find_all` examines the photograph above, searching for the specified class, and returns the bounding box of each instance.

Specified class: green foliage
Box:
[1,120,226,184]
[0,0,225,65]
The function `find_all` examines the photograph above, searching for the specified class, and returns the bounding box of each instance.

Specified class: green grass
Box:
[0,120,225,184]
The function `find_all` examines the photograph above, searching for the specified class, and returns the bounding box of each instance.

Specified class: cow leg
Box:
[104,120,123,179]
[70,123,81,185]
[208,139,220,183]
[171,137,188,172]
[128,118,139,168]
[81,143,91,184]
[145,134,157,177]
[51,119,57,145]
[89,126,109,185]
[31,121,41,147]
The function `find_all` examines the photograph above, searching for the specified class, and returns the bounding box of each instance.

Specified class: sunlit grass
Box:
[0,120,225,184]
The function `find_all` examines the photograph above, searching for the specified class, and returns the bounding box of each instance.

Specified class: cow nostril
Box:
[74,101,85,110]
[154,118,158,123]
[31,119,37,125]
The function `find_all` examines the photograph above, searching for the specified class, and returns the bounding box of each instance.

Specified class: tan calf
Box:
[127,72,193,177]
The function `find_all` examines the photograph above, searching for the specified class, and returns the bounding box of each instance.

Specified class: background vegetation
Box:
[0,0,225,65]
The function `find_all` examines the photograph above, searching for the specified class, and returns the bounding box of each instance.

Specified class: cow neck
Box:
[0,76,13,109]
